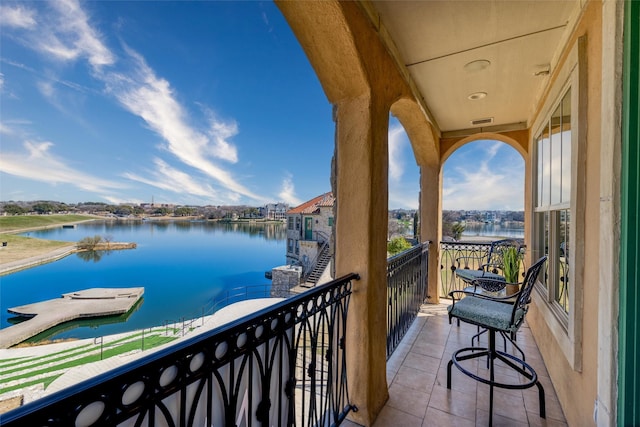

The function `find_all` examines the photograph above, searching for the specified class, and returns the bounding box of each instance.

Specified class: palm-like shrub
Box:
[502,247,521,284]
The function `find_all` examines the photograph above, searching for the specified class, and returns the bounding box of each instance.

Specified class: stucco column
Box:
[334,95,389,425]
[419,164,441,303]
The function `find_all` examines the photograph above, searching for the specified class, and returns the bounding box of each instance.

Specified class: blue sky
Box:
[0,0,522,211]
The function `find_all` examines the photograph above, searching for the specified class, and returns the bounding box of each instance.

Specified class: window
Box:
[534,89,571,317]
[328,217,334,227]
[530,36,585,371]
[288,217,293,230]
[295,240,299,255]
[287,238,293,253]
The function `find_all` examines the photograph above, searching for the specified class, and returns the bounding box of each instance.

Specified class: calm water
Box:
[0,220,286,341]
[462,222,524,239]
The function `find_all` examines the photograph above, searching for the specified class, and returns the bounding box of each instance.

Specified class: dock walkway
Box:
[0,288,144,349]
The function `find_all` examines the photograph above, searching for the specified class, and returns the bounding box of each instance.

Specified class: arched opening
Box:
[387,115,420,246]
[440,138,525,298]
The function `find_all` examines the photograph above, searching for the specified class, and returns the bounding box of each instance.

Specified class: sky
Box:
[0,0,523,211]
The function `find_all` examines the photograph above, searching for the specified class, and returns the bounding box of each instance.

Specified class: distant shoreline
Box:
[0,216,282,276]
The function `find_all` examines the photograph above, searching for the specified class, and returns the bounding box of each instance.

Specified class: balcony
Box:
[344,302,567,427]
[2,242,565,426]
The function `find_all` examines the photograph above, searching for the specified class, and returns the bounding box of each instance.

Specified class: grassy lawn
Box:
[0,234,74,267]
[0,215,99,268]
[0,215,96,233]
[0,335,176,392]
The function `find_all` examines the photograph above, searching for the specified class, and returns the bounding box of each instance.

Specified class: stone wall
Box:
[270,265,302,297]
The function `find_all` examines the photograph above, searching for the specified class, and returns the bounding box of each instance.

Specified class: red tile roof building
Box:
[285,192,334,270]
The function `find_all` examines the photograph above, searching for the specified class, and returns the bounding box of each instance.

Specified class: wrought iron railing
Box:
[2,274,359,427]
[439,241,526,297]
[386,241,429,358]
[439,241,492,297]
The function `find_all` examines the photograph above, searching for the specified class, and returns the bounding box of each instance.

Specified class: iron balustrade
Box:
[439,241,492,297]
[386,241,429,358]
[439,241,526,298]
[2,274,359,427]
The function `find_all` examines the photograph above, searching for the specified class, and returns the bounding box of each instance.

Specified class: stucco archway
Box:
[439,132,532,271]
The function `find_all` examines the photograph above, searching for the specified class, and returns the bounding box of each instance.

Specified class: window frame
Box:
[533,87,572,321]
[530,36,586,372]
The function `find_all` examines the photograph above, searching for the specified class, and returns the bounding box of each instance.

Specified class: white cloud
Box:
[123,158,217,200]
[0,5,37,29]
[388,124,406,182]
[443,144,524,210]
[105,47,265,202]
[0,141,127,193]
[389,192,418,210]
[205,111,239,163]
[37,80,55,99]
[486,141,502,160]
[0,122,12,135]
[44,0,114,68]
[2,0,268,204]
[278,173,302,206]
[102,195,145,205]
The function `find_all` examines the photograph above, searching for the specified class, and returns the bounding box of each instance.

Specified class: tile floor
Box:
[343,302,568,427]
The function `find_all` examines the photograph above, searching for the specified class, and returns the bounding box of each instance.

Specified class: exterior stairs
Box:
[304,244,331,286]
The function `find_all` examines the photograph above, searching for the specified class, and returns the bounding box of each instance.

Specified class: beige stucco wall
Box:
[525,2,603,426]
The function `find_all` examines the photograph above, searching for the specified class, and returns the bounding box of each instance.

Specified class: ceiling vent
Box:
[471,117,494,126]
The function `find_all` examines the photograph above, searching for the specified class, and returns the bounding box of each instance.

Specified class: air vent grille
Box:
[471,117,494,126]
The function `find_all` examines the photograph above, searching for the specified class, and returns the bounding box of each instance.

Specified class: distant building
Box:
[259,203,289,221]
[285,192,334,269]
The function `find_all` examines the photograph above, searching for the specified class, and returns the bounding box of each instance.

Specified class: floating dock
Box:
[0,287,144,349]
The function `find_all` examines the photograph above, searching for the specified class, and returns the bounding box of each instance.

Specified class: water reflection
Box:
[462,222,524,239]
[3,220,286,341]
[76,250,113,263]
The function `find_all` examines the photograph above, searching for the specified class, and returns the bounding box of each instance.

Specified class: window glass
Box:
[543,211,550,292]
[534,87,572,319]
[550,104,562,205]
[561,89,572,203]
[556,209,570,312]
[537,135,544,207]
[540,123,551,206]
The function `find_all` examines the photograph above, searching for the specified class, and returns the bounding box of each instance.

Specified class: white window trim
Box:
[530,36,586,372]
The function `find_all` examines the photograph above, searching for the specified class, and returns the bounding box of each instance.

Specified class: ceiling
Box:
[370,1,582,136]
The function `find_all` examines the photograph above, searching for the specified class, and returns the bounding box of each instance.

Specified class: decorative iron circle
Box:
[189,352,206,373]
[159,365,178,388]
[236,332,247,349]
[255,324,264,339]
[74,400,106,427]
[121,381,146,407]
[214,341,228,360]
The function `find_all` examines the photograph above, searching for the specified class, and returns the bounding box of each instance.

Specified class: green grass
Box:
[0,215,96,233]
[0,357,28,367]
[0,335,176,385]
[0,375,63,395]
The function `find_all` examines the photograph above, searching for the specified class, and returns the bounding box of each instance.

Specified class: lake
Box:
[461,222,524,239]
[0,220,286,342]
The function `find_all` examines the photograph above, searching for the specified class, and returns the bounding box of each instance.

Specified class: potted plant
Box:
[502,247,521,295]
